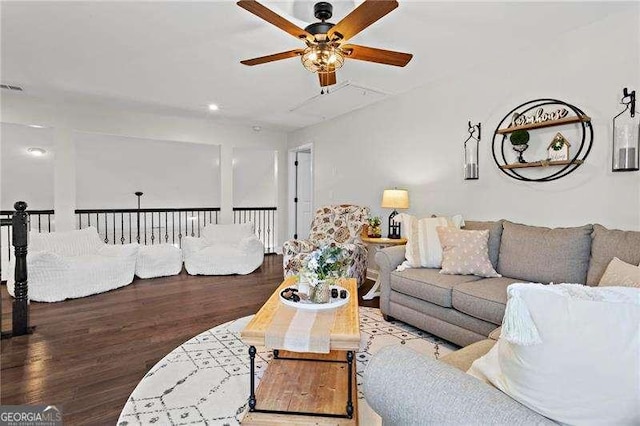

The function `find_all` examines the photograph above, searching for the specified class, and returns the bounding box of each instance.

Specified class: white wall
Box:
[1,94,289,246]
[288,9,640,231]
[232,148,277,207]
[75,132,220,209]
[0,123,54,210]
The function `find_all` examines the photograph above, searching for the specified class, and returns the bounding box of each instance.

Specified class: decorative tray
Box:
[279,285,350,311]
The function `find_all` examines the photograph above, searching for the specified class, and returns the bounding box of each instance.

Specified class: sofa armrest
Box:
[374,245,406,313]
[364,346,555,425]
[98,243,139,258]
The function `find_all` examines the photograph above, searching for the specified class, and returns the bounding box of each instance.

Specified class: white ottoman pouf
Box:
[136,244,183,279]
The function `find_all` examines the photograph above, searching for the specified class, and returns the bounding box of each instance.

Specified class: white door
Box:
[296,150,312,240]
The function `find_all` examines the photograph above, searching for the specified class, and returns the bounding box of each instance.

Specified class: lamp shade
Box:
[381,189,409,209]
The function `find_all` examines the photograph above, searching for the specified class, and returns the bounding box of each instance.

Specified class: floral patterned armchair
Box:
[283,205,370,286]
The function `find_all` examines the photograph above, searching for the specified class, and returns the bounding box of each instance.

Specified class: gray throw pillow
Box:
[497,221,593,284]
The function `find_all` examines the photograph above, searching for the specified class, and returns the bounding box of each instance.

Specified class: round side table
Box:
[361,236,407,300]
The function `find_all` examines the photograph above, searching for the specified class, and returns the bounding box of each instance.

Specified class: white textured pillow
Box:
[468,283,640,425]
[396,214,463,269]
[598,257,640,288]
[437,227,501,278]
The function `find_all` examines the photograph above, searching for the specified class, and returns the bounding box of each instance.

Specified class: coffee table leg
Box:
[249,345,257,411]
[346,351,354,418]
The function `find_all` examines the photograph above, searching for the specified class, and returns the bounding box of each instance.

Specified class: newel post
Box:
[12,201,33,336]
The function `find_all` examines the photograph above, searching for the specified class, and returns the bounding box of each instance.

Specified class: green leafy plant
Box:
[367,216,381,227]
[510,130,530,146]
[303,245,347,282]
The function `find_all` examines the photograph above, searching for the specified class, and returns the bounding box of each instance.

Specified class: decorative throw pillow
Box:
[598,257,640,288]
[395,214,464,269]
[468,283,640,425]
[437,227,501,278]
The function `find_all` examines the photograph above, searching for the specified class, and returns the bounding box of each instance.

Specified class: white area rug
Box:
[118,307,456,425]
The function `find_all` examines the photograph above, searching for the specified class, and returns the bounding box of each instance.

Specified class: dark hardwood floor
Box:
[0,255,379,425]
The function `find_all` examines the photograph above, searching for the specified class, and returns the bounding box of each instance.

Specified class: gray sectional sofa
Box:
[365,221,640,424]
[375,220,640,347]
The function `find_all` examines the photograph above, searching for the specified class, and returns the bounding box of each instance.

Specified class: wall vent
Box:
[1,84,23,91]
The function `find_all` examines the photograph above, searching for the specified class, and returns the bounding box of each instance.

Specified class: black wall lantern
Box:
[464,121,481,180]
[612,88,639,172]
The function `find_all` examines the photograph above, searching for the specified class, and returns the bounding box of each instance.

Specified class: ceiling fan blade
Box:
[241,49,304,66]
[237,0,312,41]
[319,71,337,87]
[342,44,413,67]
[328,0,398,43]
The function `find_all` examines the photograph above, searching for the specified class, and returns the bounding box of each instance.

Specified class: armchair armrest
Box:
[98,243,139,258]
[282,239,316,256]
[375,245,406,313]
[182,237,206,259]
[364,346,555,425]
[239,235,264,253]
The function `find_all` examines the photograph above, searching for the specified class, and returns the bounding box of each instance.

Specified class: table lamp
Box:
[381,189,409,239]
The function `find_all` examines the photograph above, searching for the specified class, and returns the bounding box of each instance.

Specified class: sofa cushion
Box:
[497,221,593,284]
[390,268,481,308]
[463,220,503,269]
[452,277,520,325]
[586,224,640,286]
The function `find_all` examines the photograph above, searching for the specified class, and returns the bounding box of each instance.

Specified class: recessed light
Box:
[208,103,219,111]
[28,124,45,129]
[27,147,47,157]
[252,126,262,132]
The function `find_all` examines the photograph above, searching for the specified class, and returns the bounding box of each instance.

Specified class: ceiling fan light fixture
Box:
[301,44,344,73]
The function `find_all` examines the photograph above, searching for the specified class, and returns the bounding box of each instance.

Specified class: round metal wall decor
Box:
[492,98,593,182]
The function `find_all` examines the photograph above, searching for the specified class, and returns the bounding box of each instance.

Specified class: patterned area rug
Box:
[118,307,456,425]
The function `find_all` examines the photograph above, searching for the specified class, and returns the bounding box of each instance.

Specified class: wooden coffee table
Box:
[241,276,360,425]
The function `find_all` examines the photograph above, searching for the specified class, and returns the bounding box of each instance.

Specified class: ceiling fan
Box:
[237,0,413,90]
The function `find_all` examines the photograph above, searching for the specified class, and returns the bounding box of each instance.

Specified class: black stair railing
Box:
[233,207,277,254]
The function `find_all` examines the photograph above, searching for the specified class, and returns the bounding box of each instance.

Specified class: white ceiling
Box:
[0,1,632,132]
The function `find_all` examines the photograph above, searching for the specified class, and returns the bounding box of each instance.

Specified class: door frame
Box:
[288,142,314,240]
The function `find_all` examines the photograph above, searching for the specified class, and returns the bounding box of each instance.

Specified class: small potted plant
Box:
[302,246,347,303]
[367,216,382,238]
[510,130,530,163]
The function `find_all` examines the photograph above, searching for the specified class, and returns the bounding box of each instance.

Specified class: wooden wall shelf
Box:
[496,115,591,135]
[491,98,593,182]
[500,159,584,170]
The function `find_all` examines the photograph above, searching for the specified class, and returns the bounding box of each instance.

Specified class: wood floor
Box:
[0,255,379,425]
